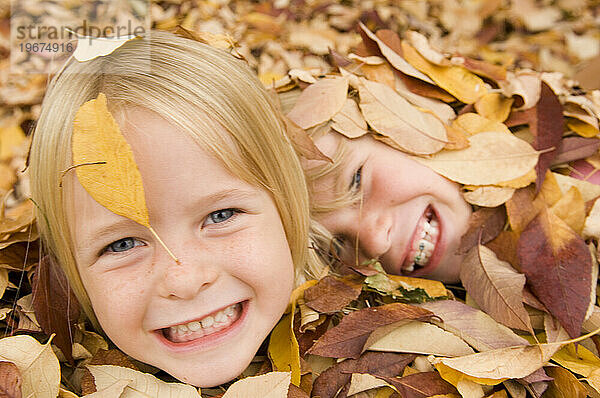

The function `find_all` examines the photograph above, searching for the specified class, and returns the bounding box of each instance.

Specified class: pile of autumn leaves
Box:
[2,23,600,397]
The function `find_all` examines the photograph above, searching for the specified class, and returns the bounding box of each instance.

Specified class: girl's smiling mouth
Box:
[155,300,248,351]
[401,206,442,274]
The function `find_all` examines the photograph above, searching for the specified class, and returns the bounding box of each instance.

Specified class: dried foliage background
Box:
[0,0,599,397]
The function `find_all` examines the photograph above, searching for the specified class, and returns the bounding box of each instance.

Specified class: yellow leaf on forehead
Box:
[72,93,149,228]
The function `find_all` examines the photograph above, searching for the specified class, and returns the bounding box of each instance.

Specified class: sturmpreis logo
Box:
[10,0,151,74]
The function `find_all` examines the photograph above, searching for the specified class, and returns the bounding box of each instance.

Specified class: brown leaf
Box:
[460,245,533,334]
[306,303,433,359]
[381,372,459,398]
[311,351,415,398]
[0,361,22,398]
[287,383,309,398]
[505,186,544,234]
[544,366,587,398]
[31,255,80,364]
[457,206,507,254]
[552,137,600,166]
[486,230,520,270]
[522,82,565,190]
[304,275,363,314]
[283,116,332,162]
[518,207,594,338]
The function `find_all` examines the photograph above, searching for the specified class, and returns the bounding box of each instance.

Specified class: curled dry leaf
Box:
[358,78,447,155]
[451,113,511,136]
[330,98,368,139]
[73,35,140,62]
[282,116,332,162]
[498,71,541,110]
[394,74,456,124]
[460,245,533,334]
[518,207,593,338]
[346,373,395,396]
[405,30,448,66]
[379,371,459,398]
[463,186,515,207]
[87,365,201,397]
[419,300,529,352]
[221,372,291,398]
[0,335,59,398]
[358,22,434,85]
[365,320,475,357]
[307,303,434,359]
[544,366,588,398]
[286,76,349,129]
[401,41,487,104]
[413,131,538,186]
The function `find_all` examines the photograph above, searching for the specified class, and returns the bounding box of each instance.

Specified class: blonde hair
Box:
[29,30,322,329]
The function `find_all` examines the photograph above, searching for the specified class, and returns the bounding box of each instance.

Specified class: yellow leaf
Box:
[435,362,506,386]
[451,113,511,136]
[495,169,536,189]
[413,131,538,186]
[545,366,588,398]
[474,93,514,122]
[72,93,177,261]
[222,372,291,398]
[267,279,316,386]
[401,41,487,104]
[87,365,201,397]
[0,125,26,161]
[0,335,60,398]
[388,275,447,297]
[539,171,563,207]
[268,313,301,386]
[552,343,600,378]
[568,118,599,138]
[72,93,149,227]
[550,186,586,234]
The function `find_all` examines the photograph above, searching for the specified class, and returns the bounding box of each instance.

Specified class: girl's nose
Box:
[156,245,219,300]
[352,211,392,262]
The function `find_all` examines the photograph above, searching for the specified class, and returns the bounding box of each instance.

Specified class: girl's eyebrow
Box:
[77,218,139,252]
[184,188,261,213]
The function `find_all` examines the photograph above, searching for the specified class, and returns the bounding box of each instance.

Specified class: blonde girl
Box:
[29,30,322,387]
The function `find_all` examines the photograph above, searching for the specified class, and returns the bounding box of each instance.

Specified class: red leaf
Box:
[307,303,433,359]
[457,207,507,254]
[0,362,22,398]
[380,372,459,398]
[304,275,363,314]
[311,351,415,398]
[31,255,80,364]
[552,136,600,166]
[517,207,593,338]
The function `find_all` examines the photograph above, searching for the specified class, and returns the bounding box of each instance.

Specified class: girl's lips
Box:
[154,300,249,353]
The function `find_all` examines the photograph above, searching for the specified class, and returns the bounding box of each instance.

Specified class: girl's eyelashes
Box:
[350,165,363,192]
[102,237,144,255]
[202,208,244,227]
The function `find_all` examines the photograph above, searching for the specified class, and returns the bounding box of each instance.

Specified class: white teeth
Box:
[403,213,440,272]
[188,321,201,332]
[167,303,240,335]
[201,316,214,329]
[215,312,227,323]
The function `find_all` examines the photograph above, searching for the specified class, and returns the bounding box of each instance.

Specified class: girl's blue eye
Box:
[204,209,239,225]
[105,237,141,253]
[350,166,363,191]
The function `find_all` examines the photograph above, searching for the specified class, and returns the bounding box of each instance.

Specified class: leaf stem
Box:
[147,226,180,264]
